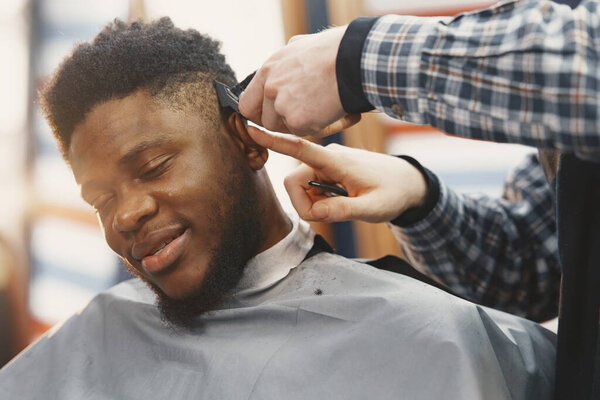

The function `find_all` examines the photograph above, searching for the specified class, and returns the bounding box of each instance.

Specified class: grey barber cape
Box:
[0,217,555,399]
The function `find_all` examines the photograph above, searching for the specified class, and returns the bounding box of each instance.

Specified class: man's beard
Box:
[126,172,264,330]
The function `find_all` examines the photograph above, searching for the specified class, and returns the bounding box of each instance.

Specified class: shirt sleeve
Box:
[351,0,600,161]
[389,153,561,322]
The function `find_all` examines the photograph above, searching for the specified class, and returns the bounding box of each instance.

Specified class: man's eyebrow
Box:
[118,137,172,166]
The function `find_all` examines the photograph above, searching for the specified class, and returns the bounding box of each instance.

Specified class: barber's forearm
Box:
[338,0,600,161]
[388,180,549,319]
[388,155,561,321]
[386,161,468,290]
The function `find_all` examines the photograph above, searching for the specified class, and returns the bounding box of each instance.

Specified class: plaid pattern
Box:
[390,154,561,321]
[362,0,600,161]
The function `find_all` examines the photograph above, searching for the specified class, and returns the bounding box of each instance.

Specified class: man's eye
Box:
[92,196,112,214]
[140,157,172,180]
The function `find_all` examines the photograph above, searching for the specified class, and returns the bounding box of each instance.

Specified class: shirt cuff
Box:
[390,155,440,226]
[336,17,378,114]
[390,172,463,251]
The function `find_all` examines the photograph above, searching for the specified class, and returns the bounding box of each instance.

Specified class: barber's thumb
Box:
[310,197,353,222]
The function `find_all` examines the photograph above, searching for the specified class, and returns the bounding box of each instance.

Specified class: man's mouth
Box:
[150,237,176,256]
[132,227,192,275]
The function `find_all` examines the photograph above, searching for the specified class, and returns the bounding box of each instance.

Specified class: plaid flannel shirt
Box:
[389,154,561,322]
[333,0,598,320]
[363,0,600,161]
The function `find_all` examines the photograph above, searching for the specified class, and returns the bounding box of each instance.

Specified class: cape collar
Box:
[233,214,314,298]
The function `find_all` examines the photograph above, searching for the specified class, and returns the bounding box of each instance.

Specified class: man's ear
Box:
[226,113,269,170]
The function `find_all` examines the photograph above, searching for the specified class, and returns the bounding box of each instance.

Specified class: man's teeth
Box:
[150,238,174,257]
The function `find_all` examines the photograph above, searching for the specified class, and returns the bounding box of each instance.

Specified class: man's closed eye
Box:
[92,195,113,214]
[139,156,174,181]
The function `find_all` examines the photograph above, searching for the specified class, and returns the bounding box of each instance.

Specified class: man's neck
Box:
[257,202,293,254]
[254,175,293,254]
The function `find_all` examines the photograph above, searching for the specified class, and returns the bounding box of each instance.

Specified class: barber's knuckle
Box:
[259,63,272,76]
[264,83,277,100]
[325,145,344,160]
[294,137,311,158]
[285,114,306,132]
[287,135,303,147]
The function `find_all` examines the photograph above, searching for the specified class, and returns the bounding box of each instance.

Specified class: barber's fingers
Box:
[283,163,365,222]
[283,164,322,220]
[289,188,375,223]
[247,126,331,169]
[240,72,360,137]
[300,189,385,222]
[238,70,265,125]
[318,114,362,138]
[307,196,360,222]
[285,178,353,222]
[260,95,288,133]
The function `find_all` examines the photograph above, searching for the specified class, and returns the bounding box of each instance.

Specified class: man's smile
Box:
[132,226,191,275]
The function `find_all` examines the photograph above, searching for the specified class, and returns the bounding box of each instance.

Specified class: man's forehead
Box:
[81,91,156,132]
[69,90,221,183]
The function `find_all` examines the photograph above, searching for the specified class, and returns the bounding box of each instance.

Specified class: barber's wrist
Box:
[391,155,440,227]
[336,17,378,114]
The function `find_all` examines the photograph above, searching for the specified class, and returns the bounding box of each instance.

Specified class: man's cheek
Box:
[96,211,113,238]
[103,229,125,259]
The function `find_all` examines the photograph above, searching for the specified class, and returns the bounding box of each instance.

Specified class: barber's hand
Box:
[239,26,361,138]
[247,127,428,223]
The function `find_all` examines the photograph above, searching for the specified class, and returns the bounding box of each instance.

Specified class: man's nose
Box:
[112,191,158,233]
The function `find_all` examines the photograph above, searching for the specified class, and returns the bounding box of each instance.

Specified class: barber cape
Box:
[0,217,555,400]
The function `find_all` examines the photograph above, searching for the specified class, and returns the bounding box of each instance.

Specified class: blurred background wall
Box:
[0,0,537,367]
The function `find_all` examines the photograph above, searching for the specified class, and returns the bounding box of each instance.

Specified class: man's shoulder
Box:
[281,252,555,340]
[0,278,162,398]
[284,252,460,307]
[14,278,156,350]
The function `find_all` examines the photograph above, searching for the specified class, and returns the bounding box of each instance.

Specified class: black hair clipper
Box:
[213,71,256,114]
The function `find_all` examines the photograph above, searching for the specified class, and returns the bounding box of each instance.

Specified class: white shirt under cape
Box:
[0,217,556,400]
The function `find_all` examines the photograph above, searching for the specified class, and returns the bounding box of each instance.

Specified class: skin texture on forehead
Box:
[67,89,288,328]
[70,90,220,187]
[70,84,225,173]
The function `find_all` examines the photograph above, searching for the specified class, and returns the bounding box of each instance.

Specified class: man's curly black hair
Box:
[40,17,236,161]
